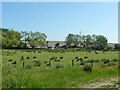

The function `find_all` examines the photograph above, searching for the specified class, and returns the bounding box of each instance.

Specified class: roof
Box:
[22,40,117,48]
[48,41,66,47]
[108,43,117,48]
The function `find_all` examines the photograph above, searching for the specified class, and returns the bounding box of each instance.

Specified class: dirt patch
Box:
[83,77,119,88]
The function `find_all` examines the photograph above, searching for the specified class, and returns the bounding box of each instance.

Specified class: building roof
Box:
[22,40,117,48]
[48,41,66,47]
[108,43,117,48]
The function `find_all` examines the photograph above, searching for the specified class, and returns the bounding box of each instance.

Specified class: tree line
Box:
[65,33,111,50]
[1,28,47,49]
[1,28,119,50]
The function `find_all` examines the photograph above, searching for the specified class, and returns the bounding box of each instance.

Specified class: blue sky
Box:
[2,2,118,43]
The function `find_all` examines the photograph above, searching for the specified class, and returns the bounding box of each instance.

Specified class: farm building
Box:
[22,40,116,49]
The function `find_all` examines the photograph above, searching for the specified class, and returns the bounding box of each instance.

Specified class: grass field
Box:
[2,49,118,88]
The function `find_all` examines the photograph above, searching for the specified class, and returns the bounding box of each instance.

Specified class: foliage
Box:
[65,33,74,47]
[26,31,47,48]
[83,64,92,72]
[95,35,108,50]
[1,28,47,49]
[25,65,31,69]
[55,43,60,47]
[65,33,108,50]
[1,28,22,49]
[114,44,120,49]
[56,64,64,69]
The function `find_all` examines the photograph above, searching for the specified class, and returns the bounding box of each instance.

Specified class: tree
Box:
[28,31,47,48]
[64,33,108,50]
[81,35,86,47]
[85,34,92,47]
[95,35,108,50]
[55,42,60,47]
[1,28,22,49]
[114,44,120,49]
[91,34,97,46]
[65,33,74,47]
[79,35,82,47]
[72,34,79,46]
[1,28,47,49]
[46,41,49,47]
[21,31,29,45]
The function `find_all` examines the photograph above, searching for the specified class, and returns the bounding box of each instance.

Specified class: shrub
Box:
[54,60,60,62]
[50,57,54,60]
[77,49,81,51]
[21,56,24,60]
[83,65,92,72]
[84,56,88,59]
[85,61,88,63]
[38,51,41,53]
[88,51,91,53]
[75,57,78,59]
[113,59,118,62]
[104,60,109,64]
[8,59,13,62]
[12,61,16,64]
[79,58,83,61]
[95,60,99,62]
[33,60,41,66]
[87,60,91,63]
[33,56,37,59]
[56,64,64,69]
[90,60,94,63]
[95,51,99,54]
[77,59,79,61]
[101,64,106,67]
[101,59,106,62]
[26,50,32,52]
[25,65,31,69]
[44,61,48,63]
[108,63,116,66]
[80,62,85,65]
[46,64,50,66]
[60,57,63,59]
[51,56,57,60]
[27,56,30,59]
[13,51,16,54]
[103,49,109,51]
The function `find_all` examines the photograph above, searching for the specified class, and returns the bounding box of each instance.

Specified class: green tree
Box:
[85,34,92,47]
[65,33,74,47]
[55,42,60,47]
[46,41,49,47]
[95,35,108,50]
[91,34,97,46]
[28,31,47,48]
[81,35,86,47]
[1,28,22,49]
[114,44,120,49]
[21,31,29,44]
[72,34,79,46]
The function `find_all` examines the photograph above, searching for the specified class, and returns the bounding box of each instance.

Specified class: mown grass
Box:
[2,49,118,88]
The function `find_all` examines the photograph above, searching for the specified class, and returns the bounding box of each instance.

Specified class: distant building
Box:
[108,43,117,49]
[22,40,116,49]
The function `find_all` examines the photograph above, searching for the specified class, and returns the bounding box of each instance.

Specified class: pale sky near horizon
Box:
[2,2,118,43]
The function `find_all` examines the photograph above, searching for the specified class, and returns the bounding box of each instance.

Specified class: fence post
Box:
[23,61,24,68]
[49,60,51,66]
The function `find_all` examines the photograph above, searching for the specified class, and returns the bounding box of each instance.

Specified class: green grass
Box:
[2,49,118,88]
